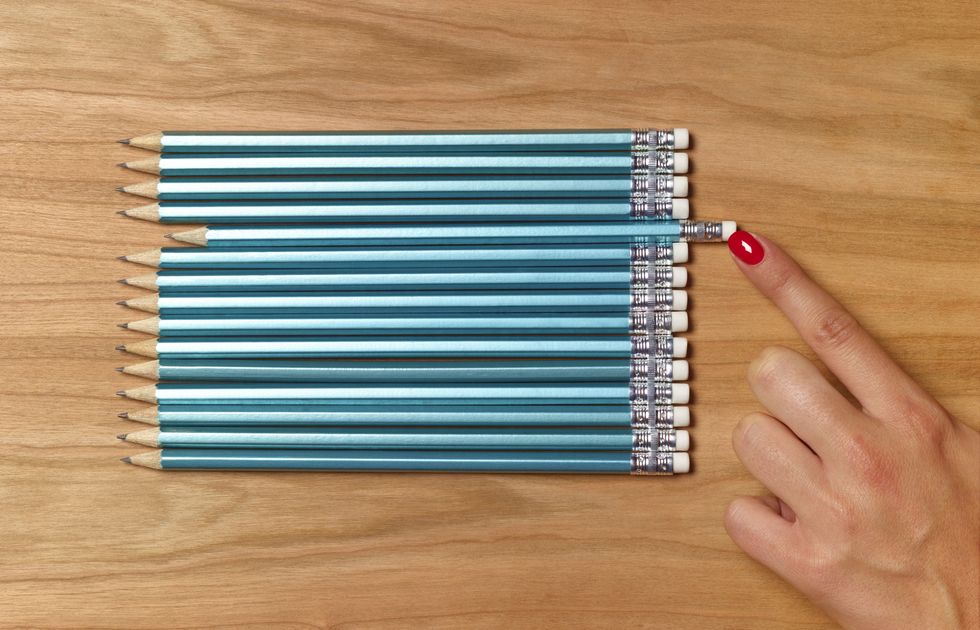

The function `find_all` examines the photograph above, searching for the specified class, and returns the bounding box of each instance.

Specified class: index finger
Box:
[727,230,930,419]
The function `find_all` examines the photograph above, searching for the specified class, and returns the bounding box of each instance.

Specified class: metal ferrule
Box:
[681,221,726,242]
[630,263,674,288]
[629,333,674,356]
[629,379,674,406]
[630,308,673,336]
[630,198,676,219]
[630,403,677,429]
[632,428,678,451]
[630,149,674,175]
[630,173,674,199]
[630,286,675,311]
[630,449,675,475]
[630,354,674,381]
[631,129,675,150]
[630,243,674,264]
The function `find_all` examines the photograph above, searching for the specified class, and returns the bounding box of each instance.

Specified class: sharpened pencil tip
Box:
[116,300,127,306]
[118,279,128,285]
[164,233,174,239]
[117,434,127,440]
[115,187,124,192]
[116,390,126,397]
[118,412,129,419]
[121,456,132,464]
[118,139,130,144]
[118,323,129,329]
[116,210,126,215]
[115,345,126,352]
[115,366,124,372]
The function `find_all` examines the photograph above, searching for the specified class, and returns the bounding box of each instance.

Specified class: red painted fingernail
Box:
[728,230,765,265]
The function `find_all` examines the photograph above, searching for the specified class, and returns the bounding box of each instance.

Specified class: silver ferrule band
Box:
[629,353,674,380]
[630,449,675,475]
[632,427,678,451]
[631,173,674,200]
[630,243,674,264]
[629,310,673,335]
[629,197,676,220]
[630,149,674,175]
[630,380,674,406]
[681,221,726,242]
[630,331,674,354]
[630,262,674,288]
[630,403,676,428]
[630,285,675,311]
[631,129,675,150]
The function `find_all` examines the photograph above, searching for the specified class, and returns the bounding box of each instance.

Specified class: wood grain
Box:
[0,1,977,627]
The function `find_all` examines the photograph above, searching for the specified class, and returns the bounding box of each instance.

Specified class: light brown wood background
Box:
[0,1,977,627]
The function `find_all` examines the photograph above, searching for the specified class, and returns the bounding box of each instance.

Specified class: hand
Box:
[723,231,979,629]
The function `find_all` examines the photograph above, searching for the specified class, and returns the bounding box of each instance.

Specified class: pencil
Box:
[120,312,687,337]
[122,267,688,292]
[118,355,690,382]
[164,221,732,247]
[115,290,690,316]
[121,403,692,428]
[119,199,689,223]
[124,128,689,153]
[116,382,691,406]
[118,174,688,201]
[122,152,689,176]
[119,243,688,270]
[115,335,690,360]
[119,426,689,451]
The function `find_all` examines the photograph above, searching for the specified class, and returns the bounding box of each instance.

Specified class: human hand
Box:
[723,231,979,629]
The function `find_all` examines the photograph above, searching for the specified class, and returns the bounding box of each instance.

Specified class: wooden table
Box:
[1,2,976,627]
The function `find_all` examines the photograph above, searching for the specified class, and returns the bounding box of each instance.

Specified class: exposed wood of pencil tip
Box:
[120,359,160,380]
[122,450,163,469]
[120,180,159,199]
[120,384,158,404]
[118,338,159,359]
[125,316,160,335]
[119,203,161,223]
[118,294,159,314]
[119,248,162,268]
[121,407,159,425]
[168,227,208,246]
[124,273,158,291]
[121,428,160,447]
[126,132,163,152]
[122,157,160,175]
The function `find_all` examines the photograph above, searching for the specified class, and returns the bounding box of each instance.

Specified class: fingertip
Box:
[728,230,766,266]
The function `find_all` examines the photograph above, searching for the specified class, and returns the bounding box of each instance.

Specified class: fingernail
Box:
[728,230,765,265]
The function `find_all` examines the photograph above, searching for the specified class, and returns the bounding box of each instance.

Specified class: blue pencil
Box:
[123,449,690,474]
[125,403,690,429]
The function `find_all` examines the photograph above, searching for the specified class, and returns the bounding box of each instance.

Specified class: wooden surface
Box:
[0,1,977,627]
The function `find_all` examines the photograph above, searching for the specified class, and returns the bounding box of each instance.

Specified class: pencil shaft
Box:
[149,153,683,176]
[194,222,683,247]
[152,448,681,474]
[153,403,685,427]
[148,336,678,359]
[151,427,676,450]
[152,359,639,382]
[152,129,684,153]
[150,244,682,270]
[150,268,683,292]
[148,200,685,223]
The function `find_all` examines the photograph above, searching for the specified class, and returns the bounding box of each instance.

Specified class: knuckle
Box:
[842,432,897,491]
[732,412,768,453]
[810,307,859,352]
[892,394,951,451]
[766,263,796,297]
[748,346,790,389]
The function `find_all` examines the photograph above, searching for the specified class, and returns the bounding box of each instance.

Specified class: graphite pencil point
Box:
[115,186,124,192]
[118,412,129,419]
[117,256,127,261]
[164,233,174,239]
[121,456,132,464]
[118,139,130,144]
[115,300,126,306]
[117,162,126,168]
[116,390,126,397]
[115,366,124,372]
[118,323,128,329]
[118,279,129,285]
[115,345,126,351]
[116,210,126,215]
[117,434,127,440]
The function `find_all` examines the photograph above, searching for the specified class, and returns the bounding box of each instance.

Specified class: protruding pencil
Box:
[117,294,159,314]
[119,180,159,199]
[124,316,160,335]
[120,428,160,447]
[127,133,163,151]
[168,227,208,246]
[119,384,158,403]
[123,450,163,469]
[117,338,158,358]
[123,407,159,425]
[121,158,160,175]
[121,456,132,463]
[119,360,160,380]
[118,203,161,223]
[123,273,158,291]
[119,248,162,268]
